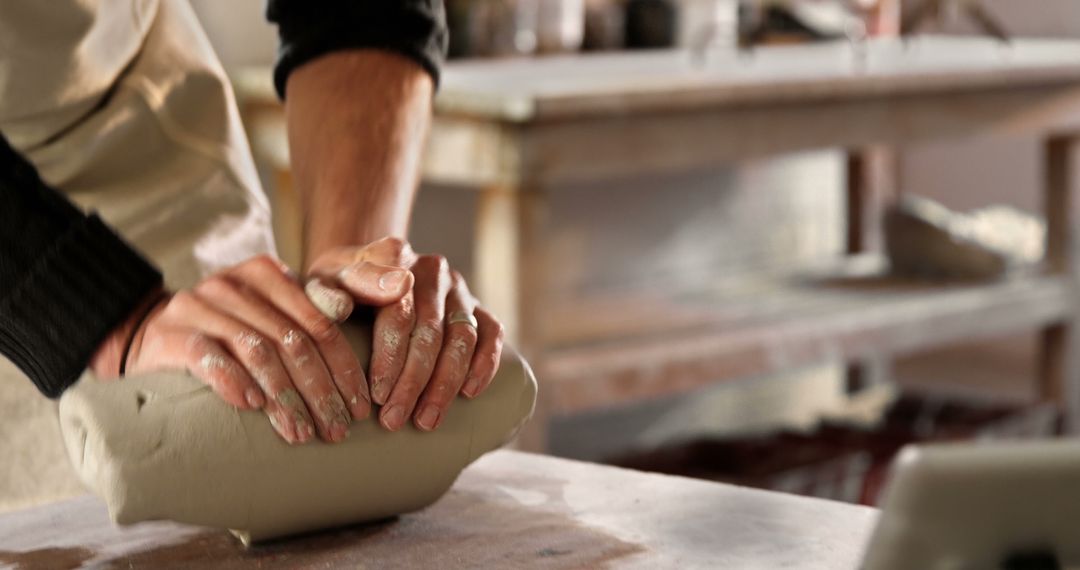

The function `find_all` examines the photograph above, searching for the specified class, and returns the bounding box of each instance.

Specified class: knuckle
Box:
[430,254,450,272]
[168,290,195,311]
[214,368,244,389]
[249,254,289,276]
[425,381,453,404]
[375,324,407,355]
[382,236,407,257]
[413,319,444,346]
[236,331,272,365]
[418,316,443,332]
[238,254,268,272]
[252,253,277,267]
[452,327,479,351]
[394,381,422,403]
[306,316,340,344]
[366,236,412,265]
[392,298,416,325]
[194,275,233,296]
[280,329,314,358]
[185,332,214,355]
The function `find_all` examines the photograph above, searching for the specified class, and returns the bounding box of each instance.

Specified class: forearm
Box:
[284,50,434,270]
[0,135,161,396]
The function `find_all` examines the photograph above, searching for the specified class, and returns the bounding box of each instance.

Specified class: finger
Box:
[162,290,316,444]
[369,293,415,405]
[193,277,359,440]
[304,277,374,420]
[414,273,478,431]
[334,261,414,306]
[380,255,451,432]
[276,327,354,442]
[304,278,354,322]
[228,256,369,427]
[131,324,261,412]
[307,237,417,277]
[460,307,506,399]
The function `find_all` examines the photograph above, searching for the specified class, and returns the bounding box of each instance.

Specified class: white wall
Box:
[901,0,1080,214]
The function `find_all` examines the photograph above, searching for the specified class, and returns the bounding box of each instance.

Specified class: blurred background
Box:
[202,0,1080,506]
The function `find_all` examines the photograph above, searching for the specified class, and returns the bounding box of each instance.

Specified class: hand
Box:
[89,255,413,444]
[308,237,505,433]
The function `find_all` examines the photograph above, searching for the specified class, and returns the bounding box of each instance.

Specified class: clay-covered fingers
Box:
[307,239,416,307]
[130,323,261,411]
[133,291,316,445]
[379,255,452,431]
[369,293,415,406]
[227,256,370,426]
[304,278,354,322]
[460,307,505,399]
[191,280,354,444]
[413,272,478,431]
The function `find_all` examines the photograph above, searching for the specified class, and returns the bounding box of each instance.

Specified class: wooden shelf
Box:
[542,256,1074,415]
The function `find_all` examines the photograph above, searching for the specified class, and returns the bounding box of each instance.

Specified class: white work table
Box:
[237,36,1080,449]
[0,450,878,569]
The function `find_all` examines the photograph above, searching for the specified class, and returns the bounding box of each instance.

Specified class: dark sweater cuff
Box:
[274,36,444,100]
[0,214,162,398]
[271,4,447,100]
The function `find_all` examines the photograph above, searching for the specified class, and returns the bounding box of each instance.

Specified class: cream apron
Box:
[0,0,276,509]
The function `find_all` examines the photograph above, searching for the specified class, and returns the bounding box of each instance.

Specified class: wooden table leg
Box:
[474,184,551,451]
[846,145,899,256]
[1039,135,1080,432]
[845,146,899,395]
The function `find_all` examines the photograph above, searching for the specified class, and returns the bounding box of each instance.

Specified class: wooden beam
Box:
[1039,135,1080,431]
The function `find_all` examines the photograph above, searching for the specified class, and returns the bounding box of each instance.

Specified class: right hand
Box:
[89,254,413,444]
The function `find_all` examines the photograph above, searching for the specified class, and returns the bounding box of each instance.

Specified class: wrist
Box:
[89,288,168,378]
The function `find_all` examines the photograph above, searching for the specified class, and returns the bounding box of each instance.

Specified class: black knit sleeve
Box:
[0,134,162,398]
[266,0,448,100]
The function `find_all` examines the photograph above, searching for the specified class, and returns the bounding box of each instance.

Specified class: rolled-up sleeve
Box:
[266,0,448,100]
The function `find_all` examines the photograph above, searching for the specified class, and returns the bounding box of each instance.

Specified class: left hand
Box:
[308,237,505,432]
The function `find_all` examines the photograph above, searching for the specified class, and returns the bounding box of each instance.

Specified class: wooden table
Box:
[0,450,877,569]
[237,36,1080,449]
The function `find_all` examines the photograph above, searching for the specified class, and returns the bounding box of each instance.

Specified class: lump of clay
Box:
[58,323,537,545]
[884,195,1044,280]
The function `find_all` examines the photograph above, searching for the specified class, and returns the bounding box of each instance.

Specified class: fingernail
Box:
[371,377,389,404]
[331,417,351,442]
[462,377,481,399]
[381,405,405,431]
[416,406,440,431]
[378,269,410,292]
[245,388,265,409]
[268,412,293,441]
[348,394,370,420]
[295,420,314,443]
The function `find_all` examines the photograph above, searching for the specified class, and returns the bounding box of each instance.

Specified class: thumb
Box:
[319,261,413,307]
